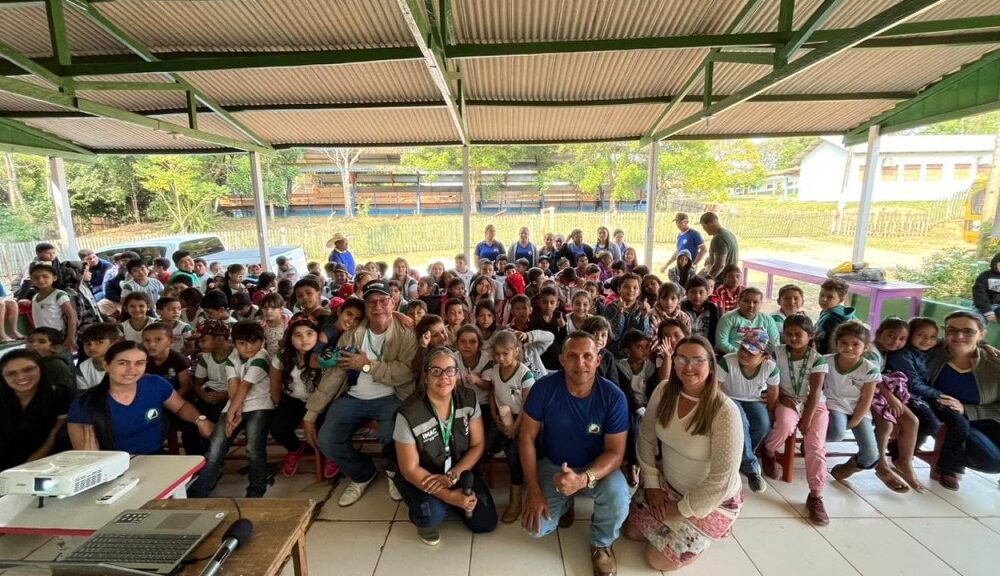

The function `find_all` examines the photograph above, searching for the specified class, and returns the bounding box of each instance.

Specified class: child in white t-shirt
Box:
[29,264,77,352]
[120,292,155,343]
[75,322,120,391]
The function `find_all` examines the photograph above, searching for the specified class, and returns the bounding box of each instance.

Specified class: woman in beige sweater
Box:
[624,335,743,571]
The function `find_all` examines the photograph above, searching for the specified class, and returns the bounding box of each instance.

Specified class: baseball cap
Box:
[362,281,391,299]
[740,329,770,355]
[191,319,231,340]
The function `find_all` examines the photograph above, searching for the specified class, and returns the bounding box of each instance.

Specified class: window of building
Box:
[881,166,898,182]
[903,164,921,182]
[925,164,943,181]
[953,163,972,180]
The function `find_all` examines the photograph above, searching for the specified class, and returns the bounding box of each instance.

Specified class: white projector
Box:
[0,450,130,498]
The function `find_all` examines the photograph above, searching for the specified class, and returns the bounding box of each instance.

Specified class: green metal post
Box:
[186,91,198,130]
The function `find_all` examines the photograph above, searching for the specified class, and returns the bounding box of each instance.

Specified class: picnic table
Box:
[741,258,927,323]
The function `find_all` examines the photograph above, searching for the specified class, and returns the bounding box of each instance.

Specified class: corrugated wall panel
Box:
[181,61,440,106]
[235,109,458,145]
[22,117,225,150]
[461,49,708,100]
[676,100,898,136]
[468,105,663,141]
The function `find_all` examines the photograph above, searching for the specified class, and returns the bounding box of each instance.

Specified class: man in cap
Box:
[659,212,706,274]
[303,280,418,507]
[326,232,356,276]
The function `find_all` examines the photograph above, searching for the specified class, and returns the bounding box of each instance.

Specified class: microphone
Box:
[459,470,475,519]
[199,518,253,576]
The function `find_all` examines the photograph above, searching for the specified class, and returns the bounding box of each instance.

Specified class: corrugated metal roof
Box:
[97,0,414,53]
[231,109,459,145]
[743,0,1000,33]
[0,3,127,58]
[0,92,64,113]
[22,117,225,150]
[461,49,708,100]
[180,61,441,106]
[771,44,1000,93]
[453,0,748,43]
[676,100,899,136]
[468,105,664,141]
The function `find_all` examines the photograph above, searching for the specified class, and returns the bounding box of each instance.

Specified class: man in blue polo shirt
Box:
[660,212,706,274]
[519,331,629,576]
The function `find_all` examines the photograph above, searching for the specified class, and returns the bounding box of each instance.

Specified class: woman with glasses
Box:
[624,335,743,571]
[392,347,497,546]
[926,311,1000,490]
[0,349,72,469]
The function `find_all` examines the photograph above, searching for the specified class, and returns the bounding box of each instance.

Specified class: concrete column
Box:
[462,146,472,264]
[249,152,271,271]
[852,125,881,265]
[644,140,659,268]
[47,156,77,257]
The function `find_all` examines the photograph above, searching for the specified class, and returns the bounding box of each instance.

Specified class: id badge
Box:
[443,456,453,473]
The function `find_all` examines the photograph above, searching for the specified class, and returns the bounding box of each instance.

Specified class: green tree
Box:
[225,150,301,219]
[542,142,646,211]
[757,136,819,171]
[137,156,227,233]
[659,139,767,202]
[68,156,150,225]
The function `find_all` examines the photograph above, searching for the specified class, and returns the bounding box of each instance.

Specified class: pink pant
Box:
[764,402,829,493]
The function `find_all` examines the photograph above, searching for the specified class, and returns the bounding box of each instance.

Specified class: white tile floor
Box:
[264,462,1000,576]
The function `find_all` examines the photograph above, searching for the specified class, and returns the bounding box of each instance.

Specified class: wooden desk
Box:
[142,498,315,576]
[741,257,927,323]
[0,455,203,537]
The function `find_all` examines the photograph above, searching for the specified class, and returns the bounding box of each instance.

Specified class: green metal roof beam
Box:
[0,117,95,161]
[73,80,187,91]
[45,0,72,68]
[641,0,947,145]
[814,14,1000,40]
[64,0,271,148]
[844,49,1000,145]
[709,52,775,65]
[641,0,768,141]
[398,0,467,144]
[778,0,795,34]
[0,39,65,87]
[0,116,92,155]
[775,0,846,64]
[838,30,1000,49]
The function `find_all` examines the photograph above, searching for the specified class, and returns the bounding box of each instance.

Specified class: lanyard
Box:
[426,397,456,455]
[365,329,384,361]
[786,346,813,397]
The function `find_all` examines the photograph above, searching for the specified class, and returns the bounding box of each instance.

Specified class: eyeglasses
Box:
[945,327,978,339]
[674,355,710,367]
[427,366,458,377]
[2,365,40,380]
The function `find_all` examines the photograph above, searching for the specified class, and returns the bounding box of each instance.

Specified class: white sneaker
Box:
[338,477,375,507]
[388,477,402,501]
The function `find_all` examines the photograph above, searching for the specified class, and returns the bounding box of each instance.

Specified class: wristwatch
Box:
[584,468,597,489]
[447,471,459,486]
[361,363,372,374]
[196,415,208,424]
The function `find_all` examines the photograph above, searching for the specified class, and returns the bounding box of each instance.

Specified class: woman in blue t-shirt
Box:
[68,341,214,455]
[506,226,538,268]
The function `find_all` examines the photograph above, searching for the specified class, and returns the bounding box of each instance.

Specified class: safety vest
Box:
[396,387,477,474]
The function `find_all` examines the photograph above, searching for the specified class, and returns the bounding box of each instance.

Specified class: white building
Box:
[784,135,994,202]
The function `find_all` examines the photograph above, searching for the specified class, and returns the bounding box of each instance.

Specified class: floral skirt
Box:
[628,477,743,566]
[871,372,911,425]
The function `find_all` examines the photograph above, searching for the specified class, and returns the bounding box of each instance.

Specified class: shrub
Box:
[897,247,988,303]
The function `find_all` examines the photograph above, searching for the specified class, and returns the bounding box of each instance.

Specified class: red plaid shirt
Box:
[710,284,742,314]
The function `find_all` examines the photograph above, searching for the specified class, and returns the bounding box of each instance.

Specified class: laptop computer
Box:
[0,509,227,575]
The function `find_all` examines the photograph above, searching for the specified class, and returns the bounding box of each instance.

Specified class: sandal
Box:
[892,465,926,493]
[875,465,910,493]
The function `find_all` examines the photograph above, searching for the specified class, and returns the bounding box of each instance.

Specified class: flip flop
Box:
[876,466,910,493]
[892,466,926,493]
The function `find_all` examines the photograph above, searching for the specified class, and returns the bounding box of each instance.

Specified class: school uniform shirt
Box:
[452,268,476,292]
[75,358,106,391]
[458,351,492,406]
[181,308,203,326]
[121,278,165,307]
[145,350,191,392]
[167,320,193,353]
[775,346,828,403]
[271,355,316,402]
[616,358,658,412]
[823,354,880,417]
[31,289,71,332]
[121,316,155,343]
[261,318,287,359]
[224,349,274,413]
[716,353,779,403]
[194,348,240,392]
[482,361,535,414]
[68,374,174,455]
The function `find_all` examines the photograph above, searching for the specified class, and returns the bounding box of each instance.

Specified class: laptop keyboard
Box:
[64,533,201,566]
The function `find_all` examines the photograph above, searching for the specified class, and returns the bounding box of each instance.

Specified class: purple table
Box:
[741,258,927,323]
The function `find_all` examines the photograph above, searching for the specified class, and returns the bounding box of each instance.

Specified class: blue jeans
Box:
[317,393,401,483]
[734,400,770,475]
[189,409,273,498]
[827,411,878,469]
[528,459,630,548]
[934,405,1000,475]
[396,473,498,533]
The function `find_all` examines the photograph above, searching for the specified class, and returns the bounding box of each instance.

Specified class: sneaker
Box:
[747,473,767,493]
[388,477,402,501]
[338,477,375,507]
[417,526,440,546]
[590,545,617,576]
[806,494,829,526]
[281,445,306,477]
[323,458,340,480]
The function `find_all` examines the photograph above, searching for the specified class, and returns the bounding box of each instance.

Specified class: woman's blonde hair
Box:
[656,335,727,436]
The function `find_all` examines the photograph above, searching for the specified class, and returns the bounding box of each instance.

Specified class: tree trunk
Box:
[3,152,22,208]
[129,181,141,223]
[340,162,354,218]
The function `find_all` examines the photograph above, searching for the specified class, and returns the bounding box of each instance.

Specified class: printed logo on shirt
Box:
[145,408,160,423]
[586,423,602,435]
